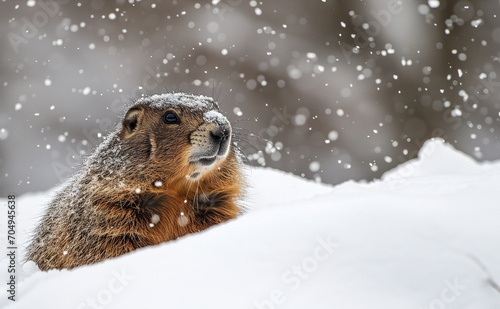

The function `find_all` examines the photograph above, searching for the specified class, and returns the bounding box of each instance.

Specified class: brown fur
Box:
[26,93,245,270]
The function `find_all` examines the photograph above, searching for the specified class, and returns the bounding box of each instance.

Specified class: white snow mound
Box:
[1,138,499,308]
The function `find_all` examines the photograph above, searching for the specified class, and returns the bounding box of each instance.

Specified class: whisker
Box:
[232,143,252,164]
[217,81,224,104]
[194,181,200,212]
[211,77,216,99]
[184,175,194,205]
[232,130,268,151]
[231,118,255,125]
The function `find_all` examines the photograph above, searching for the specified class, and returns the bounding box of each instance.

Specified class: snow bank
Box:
[1,138,499,308]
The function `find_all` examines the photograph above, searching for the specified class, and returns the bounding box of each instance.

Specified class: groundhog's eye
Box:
[163,111,180,124]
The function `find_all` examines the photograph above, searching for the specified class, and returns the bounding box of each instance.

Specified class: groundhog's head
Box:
[118,93,237,185]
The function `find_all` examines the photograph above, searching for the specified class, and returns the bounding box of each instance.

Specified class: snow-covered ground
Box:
[1,138,499,309]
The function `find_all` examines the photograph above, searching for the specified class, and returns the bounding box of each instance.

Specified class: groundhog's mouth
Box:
[190,140,230,167]
[197,155,218,166]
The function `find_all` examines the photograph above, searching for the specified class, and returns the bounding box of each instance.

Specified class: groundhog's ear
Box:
[120,106,143,138]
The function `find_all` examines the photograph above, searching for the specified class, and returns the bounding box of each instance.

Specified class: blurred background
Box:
[1,0,499,196]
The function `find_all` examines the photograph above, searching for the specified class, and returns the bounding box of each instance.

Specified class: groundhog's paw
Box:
[194,192,227,214]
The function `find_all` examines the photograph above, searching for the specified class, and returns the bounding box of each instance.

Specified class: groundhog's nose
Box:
[210,128,230,145]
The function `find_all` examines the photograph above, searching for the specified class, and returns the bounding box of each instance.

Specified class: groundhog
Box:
[26,92,245,270]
